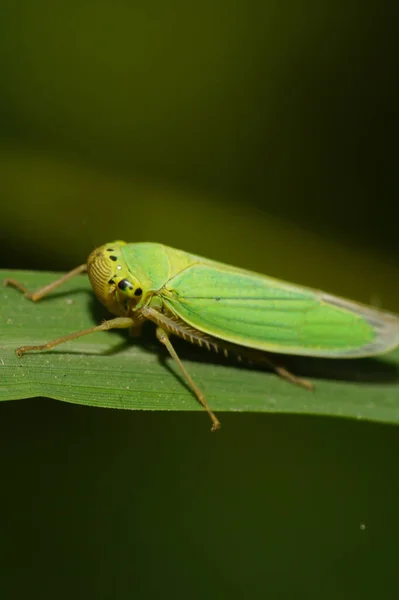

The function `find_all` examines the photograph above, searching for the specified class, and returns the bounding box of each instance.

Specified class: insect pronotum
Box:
[4,241,399,431]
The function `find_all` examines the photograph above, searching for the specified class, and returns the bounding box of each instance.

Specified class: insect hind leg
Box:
[155,326,221,432]
[260,355,314,391]
[142,305,314,392]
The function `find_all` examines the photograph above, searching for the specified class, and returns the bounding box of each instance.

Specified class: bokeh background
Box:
[1,1,399,598]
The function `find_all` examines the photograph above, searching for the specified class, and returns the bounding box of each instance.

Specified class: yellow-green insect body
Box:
[5,241,399,431]
[89,241,399,358]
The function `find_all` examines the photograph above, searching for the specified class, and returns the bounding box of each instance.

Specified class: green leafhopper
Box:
[4,241,399,431]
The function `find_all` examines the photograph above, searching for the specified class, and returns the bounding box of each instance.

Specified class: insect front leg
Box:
[155,326,221,432]
[14,317,134,357]
[3,264,87,301]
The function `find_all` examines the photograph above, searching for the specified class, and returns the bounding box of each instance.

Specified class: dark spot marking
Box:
[108,278,115,285]
[118,279,133,291]
[135,288,143,296]
[109,255,117,261]
[106,248,114,252]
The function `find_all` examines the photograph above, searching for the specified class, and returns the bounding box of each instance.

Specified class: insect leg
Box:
[3,264,87,301]
[15,317,134,357]
[261,354,314,391]
[155,326,221,432]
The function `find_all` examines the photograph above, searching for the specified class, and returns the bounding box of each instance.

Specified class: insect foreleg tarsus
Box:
[3,264,87,301]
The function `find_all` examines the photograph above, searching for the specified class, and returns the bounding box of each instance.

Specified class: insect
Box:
[4,241,399,431]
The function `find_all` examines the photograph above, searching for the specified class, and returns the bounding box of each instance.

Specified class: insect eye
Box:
[118,279,133,292]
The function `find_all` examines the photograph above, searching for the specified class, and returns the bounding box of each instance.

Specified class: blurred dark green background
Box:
[1,1,399,598]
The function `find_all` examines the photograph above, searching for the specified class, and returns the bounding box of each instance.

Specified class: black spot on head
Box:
[109,255,117,261]
[106,248,114,252]
[118,279,133,291]
[108,278,115,285]
[134,288,143,296]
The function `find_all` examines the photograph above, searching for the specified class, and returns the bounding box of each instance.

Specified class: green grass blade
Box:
[1,269,399,424]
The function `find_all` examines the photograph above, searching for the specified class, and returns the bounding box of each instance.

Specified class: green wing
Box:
[161,263,399,358]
